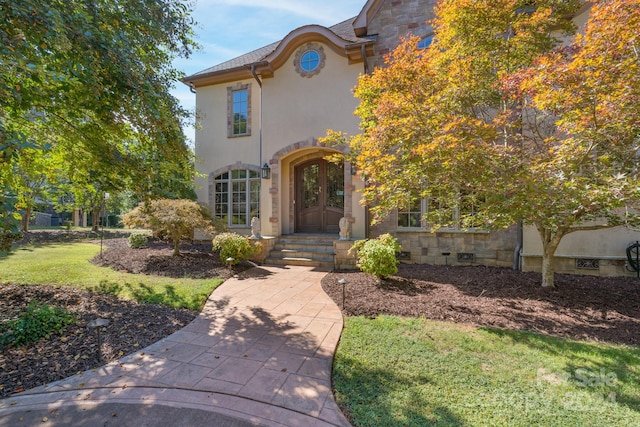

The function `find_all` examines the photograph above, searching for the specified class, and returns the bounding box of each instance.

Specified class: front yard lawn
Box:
[335,316,640,427]
[0,243,222,310]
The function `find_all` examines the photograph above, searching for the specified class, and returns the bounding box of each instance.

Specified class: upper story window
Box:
[294,43,326,78]
[227,83,251,137]
[417,33,434,50]
[301,50,320,72]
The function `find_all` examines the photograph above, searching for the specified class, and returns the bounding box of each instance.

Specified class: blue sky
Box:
[172,0,366,143]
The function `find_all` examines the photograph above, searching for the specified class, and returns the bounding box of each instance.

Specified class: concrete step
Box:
[273,244,335,254]
[265,257,333,271]
[264,234,336,270]
[269,249,334,262]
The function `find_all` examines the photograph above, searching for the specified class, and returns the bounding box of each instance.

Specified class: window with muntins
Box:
[227,83,251,137]
[398,197,423,228]
[214,169,260,226]
[398,191,484,230]
[294,43,326,78]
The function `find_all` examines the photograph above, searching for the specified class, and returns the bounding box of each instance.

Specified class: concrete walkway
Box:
[0,266,351,427]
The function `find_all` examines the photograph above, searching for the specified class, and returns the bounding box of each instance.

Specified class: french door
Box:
[295,159,344,233]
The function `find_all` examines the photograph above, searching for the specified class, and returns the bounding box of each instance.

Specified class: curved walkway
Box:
[0,266,351,427]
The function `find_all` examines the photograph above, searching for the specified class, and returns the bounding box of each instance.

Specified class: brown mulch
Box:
[0,236,250,398]
[0,284,196,398]
[322,264,640,346]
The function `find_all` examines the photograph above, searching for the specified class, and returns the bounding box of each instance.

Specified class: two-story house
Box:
[184,0,640,277]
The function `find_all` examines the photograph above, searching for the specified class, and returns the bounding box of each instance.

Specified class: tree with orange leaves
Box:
[325,0,640,287]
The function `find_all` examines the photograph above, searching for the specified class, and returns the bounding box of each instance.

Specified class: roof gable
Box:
[184,17,374,87]
[353,0,386,37]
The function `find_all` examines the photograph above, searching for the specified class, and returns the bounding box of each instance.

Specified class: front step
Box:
[265,234,336,270]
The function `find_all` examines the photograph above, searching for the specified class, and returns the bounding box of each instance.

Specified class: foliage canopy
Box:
[324,0,640,287]
[0,0,198,239]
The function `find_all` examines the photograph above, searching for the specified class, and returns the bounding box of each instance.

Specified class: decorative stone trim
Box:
[293,43,326,78]
[207,163,261,223]
[226,82,251,137]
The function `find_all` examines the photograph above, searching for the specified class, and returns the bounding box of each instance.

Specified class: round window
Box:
[294,43,326,78]
[300,50,320,72]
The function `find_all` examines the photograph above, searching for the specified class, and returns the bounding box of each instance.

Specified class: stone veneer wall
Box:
[366,226,517,268]
[394,227,518,267]
[367,0,438,69]
[334,240,358,270]
[522,256,635,278]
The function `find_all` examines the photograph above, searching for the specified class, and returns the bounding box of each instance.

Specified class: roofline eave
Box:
[182,61,271,87]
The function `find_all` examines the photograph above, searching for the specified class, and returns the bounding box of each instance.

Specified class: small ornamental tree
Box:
[122,199,215,256]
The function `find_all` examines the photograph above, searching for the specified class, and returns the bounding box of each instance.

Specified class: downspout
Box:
[361,44,370,75]
[513,221,523,270]
[249,65,263,168]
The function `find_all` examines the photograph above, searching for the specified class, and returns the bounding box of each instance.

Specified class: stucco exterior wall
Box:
[194,40,367,238]
[522,225,640,277]
[194,79,261,205]
[261,43,363,157]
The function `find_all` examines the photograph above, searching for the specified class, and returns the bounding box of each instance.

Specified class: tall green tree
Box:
[326,0,640,287]
[0,0,198,239]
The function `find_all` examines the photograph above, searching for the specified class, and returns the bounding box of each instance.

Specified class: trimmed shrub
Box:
[212,232,259,265]
[349,233,401,279]
[0,301,76,348]
[128,233,148,249]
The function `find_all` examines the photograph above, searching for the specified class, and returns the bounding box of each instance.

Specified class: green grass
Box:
[0,243,222,311]
[334,316,640,427]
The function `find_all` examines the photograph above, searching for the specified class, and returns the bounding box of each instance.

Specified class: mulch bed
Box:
[0,284,196,398]
[322,264,640,346]
[0,236,251,398]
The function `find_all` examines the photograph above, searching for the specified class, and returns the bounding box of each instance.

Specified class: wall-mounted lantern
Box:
[261,163,271,179]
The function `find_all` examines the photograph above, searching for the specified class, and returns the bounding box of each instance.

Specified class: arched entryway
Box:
[294,158,344,233]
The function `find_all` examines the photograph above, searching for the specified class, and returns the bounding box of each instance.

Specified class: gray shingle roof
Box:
[187,17,371,79]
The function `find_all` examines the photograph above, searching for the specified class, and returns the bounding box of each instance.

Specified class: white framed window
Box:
[398,197,423,228]
[214,169,260,227]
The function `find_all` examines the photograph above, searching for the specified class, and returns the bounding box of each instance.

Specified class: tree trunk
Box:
[21,207,31,232]
[540,248,556,288]
[173,239,181,256]
[537,224,566,288]
[91,210,100,232]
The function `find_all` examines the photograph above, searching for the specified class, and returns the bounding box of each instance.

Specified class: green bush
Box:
[0,230,22,252]
[349,233,401,279]
[0,301,76,347]
[212,232,259,265]
[128,233,148,249]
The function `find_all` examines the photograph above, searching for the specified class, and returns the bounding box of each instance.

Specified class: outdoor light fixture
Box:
[88,318,110,362]
[338,278,348,310]
[261,163,271,179]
